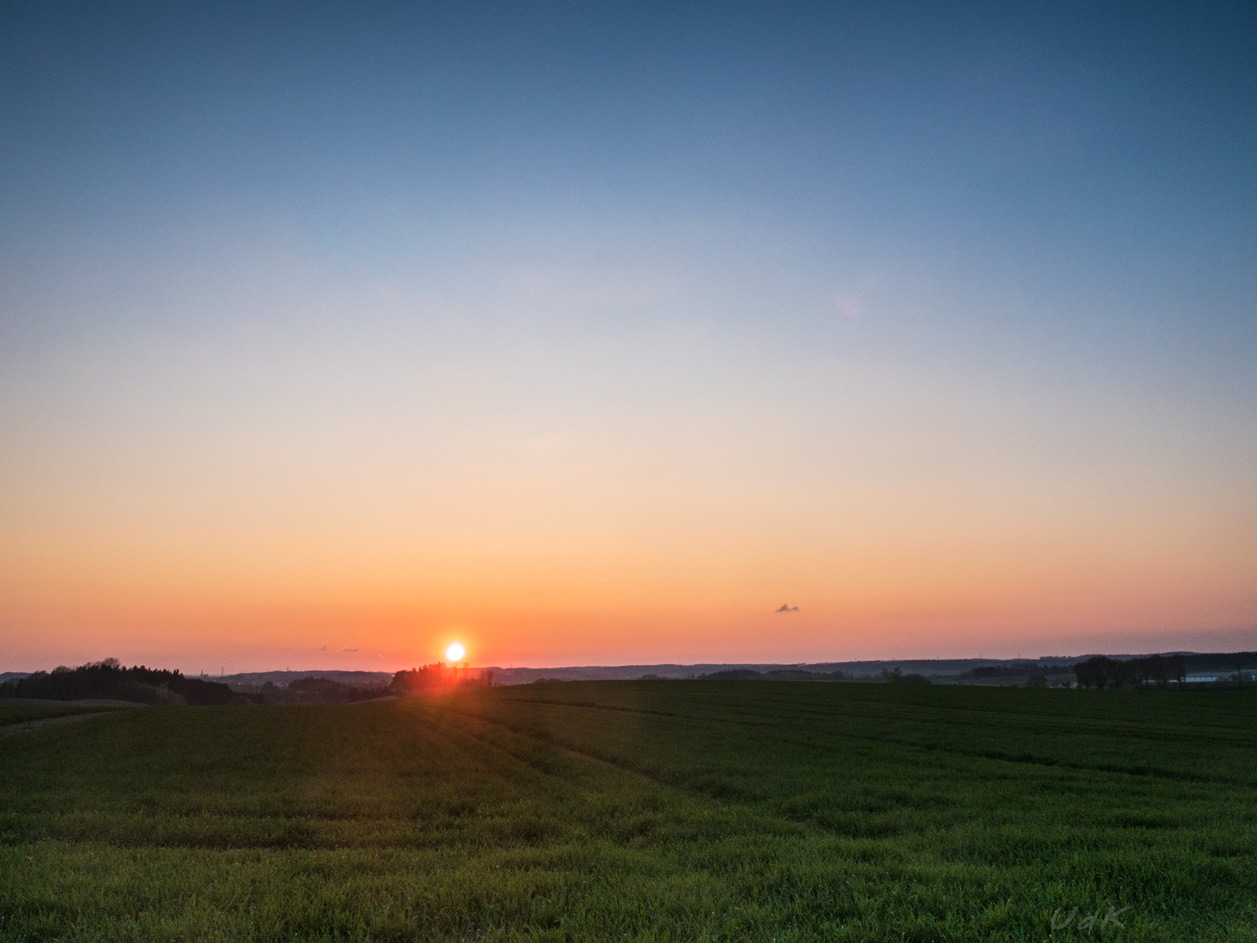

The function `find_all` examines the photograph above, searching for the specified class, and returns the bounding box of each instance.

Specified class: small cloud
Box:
[774,604,800,613]
[320,645,328,652]
[342,647,359,653]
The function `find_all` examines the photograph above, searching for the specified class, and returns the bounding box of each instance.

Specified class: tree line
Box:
[1072,654,1187,689]
[390,662,491,693]
[0,658,236,705]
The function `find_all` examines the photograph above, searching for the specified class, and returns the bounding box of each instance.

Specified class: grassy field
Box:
[1,682,1254,941]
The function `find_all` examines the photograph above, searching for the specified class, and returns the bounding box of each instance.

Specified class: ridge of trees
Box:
[1073,654,1187,689]
[0,658,236,705]
[697,668,851,682]
[390,663,490,694]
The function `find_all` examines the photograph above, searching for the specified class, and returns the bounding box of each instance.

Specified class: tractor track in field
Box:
[438,702,728,797]
[438,704,657,790]
[468,695,1257,790]
[497,691,1257,751]
[434,703,845,843]
[0,712,114,739]
[436,702,969,850]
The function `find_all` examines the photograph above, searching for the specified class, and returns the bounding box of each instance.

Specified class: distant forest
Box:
[1,659,236,705]
[0,659,497,706]
[249,663,489,704]
[1072,654,1186,689]
[4,652,1253,705]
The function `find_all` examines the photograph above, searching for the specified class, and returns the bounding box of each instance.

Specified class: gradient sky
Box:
[2,2,1255,672]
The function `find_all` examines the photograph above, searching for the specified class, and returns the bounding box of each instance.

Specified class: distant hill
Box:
[482,659,1027,685]
[1179,651,1257,672]
[483,652,1257,686]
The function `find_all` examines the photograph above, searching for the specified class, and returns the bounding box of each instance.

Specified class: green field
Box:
[1,682,1254,942]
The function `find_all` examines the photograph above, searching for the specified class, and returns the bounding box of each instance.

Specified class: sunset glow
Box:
[1,4,1254,673]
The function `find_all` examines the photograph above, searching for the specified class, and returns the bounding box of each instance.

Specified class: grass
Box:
[1,682,1254,941]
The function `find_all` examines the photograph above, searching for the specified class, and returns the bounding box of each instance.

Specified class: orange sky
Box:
[3,406,1254,671]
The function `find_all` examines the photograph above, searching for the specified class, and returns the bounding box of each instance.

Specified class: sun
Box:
[445,642,466,663]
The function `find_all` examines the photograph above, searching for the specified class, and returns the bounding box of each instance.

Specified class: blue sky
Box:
[2,2,1255,669]
[5,2,1254,374]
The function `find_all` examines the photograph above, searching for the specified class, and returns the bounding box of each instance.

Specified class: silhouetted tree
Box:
[391,662,471,694]
[1,659,232,704]
[1170,654,1186,685]
[1074,657,1108,689]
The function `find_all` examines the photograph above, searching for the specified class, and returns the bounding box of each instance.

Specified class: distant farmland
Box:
[1,683,1254,941]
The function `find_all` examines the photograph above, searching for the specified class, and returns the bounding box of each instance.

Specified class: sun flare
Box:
[445,642,466,663]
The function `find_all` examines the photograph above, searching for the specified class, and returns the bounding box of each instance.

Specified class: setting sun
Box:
[445,642,466,663]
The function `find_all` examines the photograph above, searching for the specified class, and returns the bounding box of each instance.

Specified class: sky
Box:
[2,1,1255,673]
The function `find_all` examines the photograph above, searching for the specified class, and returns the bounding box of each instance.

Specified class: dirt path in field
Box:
[0,712,117,739]
[0,714,106,739]
[1,698,148,708]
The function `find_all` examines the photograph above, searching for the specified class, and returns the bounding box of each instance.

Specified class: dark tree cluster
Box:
[1072,655,1187,689]
[964,664,1042,679]
[0,658,236,705]
[880,667,931,685]
[391,663,488,695]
